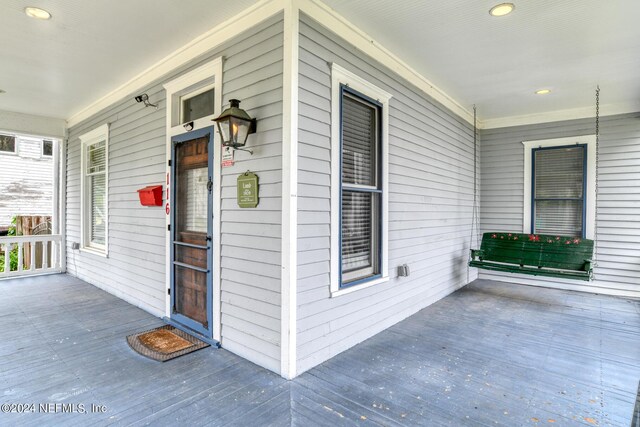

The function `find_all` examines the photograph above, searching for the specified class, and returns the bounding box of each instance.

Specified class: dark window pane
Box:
[533,146,585,236]
[182,88,215,123]
[43,140,53,156]
[175,136,209,234]
[86,141,106,174]
[535,147,584,198]
[342,94,377,186]
[534,200,583,236]
[0,135,16,153]
[90,174,106,245]
[342,190,379,282]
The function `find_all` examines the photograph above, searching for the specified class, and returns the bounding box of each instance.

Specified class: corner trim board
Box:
[280,0,299,380]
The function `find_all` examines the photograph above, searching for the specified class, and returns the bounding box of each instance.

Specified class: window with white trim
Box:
[331,64,391,295]
[523,136,596,240]
[80,124,109,254]
[0,134,16,154]
[532,145,586,237]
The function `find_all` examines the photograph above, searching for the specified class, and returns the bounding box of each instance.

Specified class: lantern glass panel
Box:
[232,117,251,147]
[216,118,231,145]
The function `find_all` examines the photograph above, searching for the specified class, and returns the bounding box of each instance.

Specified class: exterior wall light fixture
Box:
[212,99,256,154]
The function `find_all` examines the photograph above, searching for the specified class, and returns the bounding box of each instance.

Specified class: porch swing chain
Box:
[593,86,600,277]
[472,105,480,246]
[467,105,480,282]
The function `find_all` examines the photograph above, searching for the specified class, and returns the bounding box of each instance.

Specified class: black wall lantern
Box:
[213,99,257,154]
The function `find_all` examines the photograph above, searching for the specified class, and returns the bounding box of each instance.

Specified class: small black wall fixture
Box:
[212,99,257,154]
[134,93,158,109]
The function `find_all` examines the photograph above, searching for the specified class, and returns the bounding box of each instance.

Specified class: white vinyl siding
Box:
[66,15,284,374]
[481,113,640,297]
[80,125,108,253]
[298,15,477,374]
[0,136,54,228]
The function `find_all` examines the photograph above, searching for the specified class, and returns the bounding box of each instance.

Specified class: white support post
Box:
[59,136,67,272]
[281,0,299,380]
[42,241,48,269]
[17,243,23,272]
[4,244,10,273]
[29,243,36,271]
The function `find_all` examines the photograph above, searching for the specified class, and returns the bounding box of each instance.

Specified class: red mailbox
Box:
[137,185,163,207]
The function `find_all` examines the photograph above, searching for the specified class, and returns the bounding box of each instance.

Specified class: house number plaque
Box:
[237,171,259,208]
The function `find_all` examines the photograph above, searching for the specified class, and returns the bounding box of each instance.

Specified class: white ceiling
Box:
[323,0,640,123]
[0,0,259,120]
[1,0,639,124]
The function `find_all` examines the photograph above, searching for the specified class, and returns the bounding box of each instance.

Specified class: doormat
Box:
[126,325,209,362]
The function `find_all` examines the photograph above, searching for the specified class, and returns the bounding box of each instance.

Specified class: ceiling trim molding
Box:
[66,0,476,128]
[66,0,283,128]
[298,0,474,125]
[481,101,640,130]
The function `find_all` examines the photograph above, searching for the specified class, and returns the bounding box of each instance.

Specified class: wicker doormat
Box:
[127,325,209,362]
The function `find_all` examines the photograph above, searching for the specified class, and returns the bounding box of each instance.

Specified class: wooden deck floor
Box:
[0,274,638,426]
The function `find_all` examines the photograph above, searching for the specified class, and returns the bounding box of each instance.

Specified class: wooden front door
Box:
[170,127,213,336]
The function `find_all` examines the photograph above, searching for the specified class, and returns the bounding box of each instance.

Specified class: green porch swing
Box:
[467,89,601,281]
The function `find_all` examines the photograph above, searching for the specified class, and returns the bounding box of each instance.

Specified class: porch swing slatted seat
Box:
[469,233,594,281]
[467,88,600,282]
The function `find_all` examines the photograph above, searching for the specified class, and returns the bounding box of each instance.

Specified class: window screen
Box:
[341,89,381,285]
[533,145,585,237]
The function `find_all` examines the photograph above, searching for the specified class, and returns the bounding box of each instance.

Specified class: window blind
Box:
[86,140,107,246]
[533,146,585,236]
[342,96,376,186]
[341,90,380,283]
[90,174,106,245]
[87,141,106,175]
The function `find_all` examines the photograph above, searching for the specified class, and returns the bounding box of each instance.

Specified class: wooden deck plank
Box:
[0,274,637,426]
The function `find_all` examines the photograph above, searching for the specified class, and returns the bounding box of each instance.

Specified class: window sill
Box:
[331,275,389,298]
[79,246,108,258]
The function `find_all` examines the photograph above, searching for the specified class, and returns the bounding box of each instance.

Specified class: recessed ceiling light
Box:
[535,89,552,95]
[25,6,51,20]
[489,3,515,17]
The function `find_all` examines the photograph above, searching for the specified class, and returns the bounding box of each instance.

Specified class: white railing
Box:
[0,235,64,278]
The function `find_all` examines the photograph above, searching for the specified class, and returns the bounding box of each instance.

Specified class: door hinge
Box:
[168,159,171,167]
[207,177,213,192]
[167,288,171,295]
[167,224,171,231]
